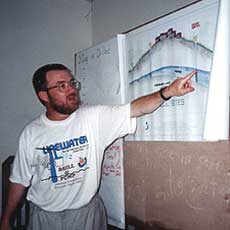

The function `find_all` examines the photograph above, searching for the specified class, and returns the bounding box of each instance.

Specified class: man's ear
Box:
[38,91,49,104]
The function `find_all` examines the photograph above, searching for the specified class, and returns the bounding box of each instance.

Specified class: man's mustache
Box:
[67,92,78,98]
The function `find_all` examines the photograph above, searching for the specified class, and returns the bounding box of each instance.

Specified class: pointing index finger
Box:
[183,70,197,82]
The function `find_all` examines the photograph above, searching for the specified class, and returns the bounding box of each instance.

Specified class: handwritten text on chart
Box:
[77,46,111,65]
[102,144,121,177]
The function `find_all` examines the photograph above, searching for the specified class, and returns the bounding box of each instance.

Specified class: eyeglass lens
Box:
[57,79,80,92]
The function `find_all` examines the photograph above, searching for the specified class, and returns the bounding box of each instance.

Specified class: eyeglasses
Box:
[46,78,81,93]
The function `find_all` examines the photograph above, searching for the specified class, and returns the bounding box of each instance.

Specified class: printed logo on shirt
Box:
[36,135,90,187]
[78,157,87,167]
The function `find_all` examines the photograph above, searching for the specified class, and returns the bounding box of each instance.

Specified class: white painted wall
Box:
[0,0,92,159]
[91,0,196,45]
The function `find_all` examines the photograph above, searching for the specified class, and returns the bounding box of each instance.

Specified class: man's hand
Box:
[1,182,27,230]
[0,219,11,230]
[162,70,196,98]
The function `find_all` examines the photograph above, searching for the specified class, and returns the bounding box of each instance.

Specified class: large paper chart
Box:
[125,0,219,141]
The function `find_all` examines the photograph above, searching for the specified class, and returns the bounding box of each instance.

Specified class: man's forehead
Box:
[46,70,73,82]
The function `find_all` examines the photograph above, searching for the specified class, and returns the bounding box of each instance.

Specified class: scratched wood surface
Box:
[124,141,230,230]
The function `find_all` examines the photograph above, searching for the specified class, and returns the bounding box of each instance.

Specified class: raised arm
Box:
[1,182,27,230]
[131,70,196,118]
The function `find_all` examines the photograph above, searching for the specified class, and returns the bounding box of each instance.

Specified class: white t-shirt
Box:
[10,104,136,212]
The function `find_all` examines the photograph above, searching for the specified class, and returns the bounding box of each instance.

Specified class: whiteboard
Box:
[75,35,126,229]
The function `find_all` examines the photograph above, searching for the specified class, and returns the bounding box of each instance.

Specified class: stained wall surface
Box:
[124,141,230,230]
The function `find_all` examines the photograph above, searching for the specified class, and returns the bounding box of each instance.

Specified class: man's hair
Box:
[32,63,70,94]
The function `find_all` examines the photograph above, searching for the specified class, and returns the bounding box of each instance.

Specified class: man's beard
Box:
[51,102,78,114]
[49,93,80,115]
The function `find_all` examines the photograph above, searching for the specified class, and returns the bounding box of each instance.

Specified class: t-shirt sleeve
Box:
[97,103,136,148]
[9,130,33,187]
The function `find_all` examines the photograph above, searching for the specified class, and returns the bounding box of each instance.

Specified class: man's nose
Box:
[66,83,77,92]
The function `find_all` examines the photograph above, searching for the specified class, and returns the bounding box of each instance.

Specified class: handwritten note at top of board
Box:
[76,35,126,106]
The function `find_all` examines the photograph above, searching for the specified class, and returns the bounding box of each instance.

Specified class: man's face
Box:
[45,70,80,115]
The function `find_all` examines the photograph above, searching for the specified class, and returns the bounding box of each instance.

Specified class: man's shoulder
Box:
[77,104,123,113]
[76,104,129,121]
[76,105,104,114]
